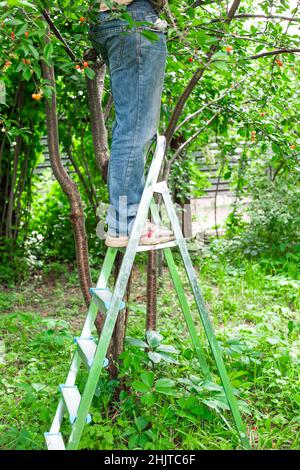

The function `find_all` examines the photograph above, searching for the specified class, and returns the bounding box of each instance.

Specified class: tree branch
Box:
[164,111,220,182]
[185,0,221,14]
[41,9,77,62]
[209,13,300,25]
[85,61,109,179]
[104,94,114,122]
[242,48,300,60]
[164,0,242,147]
[175,73,253,133]
[231,13,300,22]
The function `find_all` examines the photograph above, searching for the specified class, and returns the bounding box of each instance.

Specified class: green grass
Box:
[0,252,299,450]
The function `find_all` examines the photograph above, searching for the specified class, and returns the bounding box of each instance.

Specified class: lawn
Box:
[0,248,299,450]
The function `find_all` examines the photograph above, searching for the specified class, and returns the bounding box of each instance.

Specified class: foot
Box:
[105,234,129,248]
[105,219,175,248]
[139,220,175,245]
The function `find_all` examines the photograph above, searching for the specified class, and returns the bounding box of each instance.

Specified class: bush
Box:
[28,174,107,268]
[0,237,30,285]
[225,175,300,258]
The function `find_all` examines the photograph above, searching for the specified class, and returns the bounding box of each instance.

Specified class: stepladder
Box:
[45,133,251,450]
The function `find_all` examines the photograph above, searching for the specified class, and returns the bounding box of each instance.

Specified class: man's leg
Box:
[105,4,168,237]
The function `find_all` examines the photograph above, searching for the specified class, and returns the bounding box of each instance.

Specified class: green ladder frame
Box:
[45,134,251,450]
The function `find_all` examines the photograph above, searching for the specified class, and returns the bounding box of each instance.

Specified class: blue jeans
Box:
[88,0,167,236]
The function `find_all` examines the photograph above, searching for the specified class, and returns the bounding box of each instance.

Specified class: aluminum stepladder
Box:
[45,133,251,450]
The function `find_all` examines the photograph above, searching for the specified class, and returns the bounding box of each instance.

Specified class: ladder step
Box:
[44,432,65,450]
[75,337,109,369]
[90,287,125,311]
[118,240,178,253]
[59,385,92,425]
[136,239,177,252]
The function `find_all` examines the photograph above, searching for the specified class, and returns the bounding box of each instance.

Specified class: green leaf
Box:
[28,44,39,60]
[157,344,179,354]
[266,337,281,345]
[134,415,148,433]
[155,378,176,395]
[126,336,148,348]
[255,44,265,53]
[15,61,25,73]
[146,330,163,348]
[191,405,212,417]
[84,67,96,80]
[201,381,223,392]
[15,22,28,37]
[203,394,230,411]
[15,382,33,392]
[7,19,24,26]
[205,36,219,45]
[212,61,229,71]
[128,432,139,449]
[155,378,175,388]
[157,352,178,363]
[31,383,46,392]
[148,351,161,363]
[237,400,252,415]
[132,381,150,393]
[223,170,232,180]
[140,371,154,388]
[42,86,54,99]
[103,431,114,444]
[141,29,160,42]
[122,12,134,26]
[43,43,53,62]
[32,63,41,79]
[22,68,32,81]
[19,44,29,55]
[211,52,230,62]
[141,392,155,406]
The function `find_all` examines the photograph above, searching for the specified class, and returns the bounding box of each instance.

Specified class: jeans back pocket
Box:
[88,26,126,73]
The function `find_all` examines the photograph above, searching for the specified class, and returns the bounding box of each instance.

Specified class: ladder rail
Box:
[81,246,117,337]
[159,182,251,449]
[149,199,211,380]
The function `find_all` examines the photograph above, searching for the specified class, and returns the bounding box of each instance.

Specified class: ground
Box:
[0,249,299,450]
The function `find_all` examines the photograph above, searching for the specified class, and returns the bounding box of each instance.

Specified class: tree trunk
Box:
[1,82,25,246]
[146,250,157,331]
[42,34,92,307]
[5,135,22,239]
[108,251,132,384]
[85,61,109,180]
[85,57,110,333]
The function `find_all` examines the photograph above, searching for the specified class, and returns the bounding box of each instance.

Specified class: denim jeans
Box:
[88,0,167,236]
